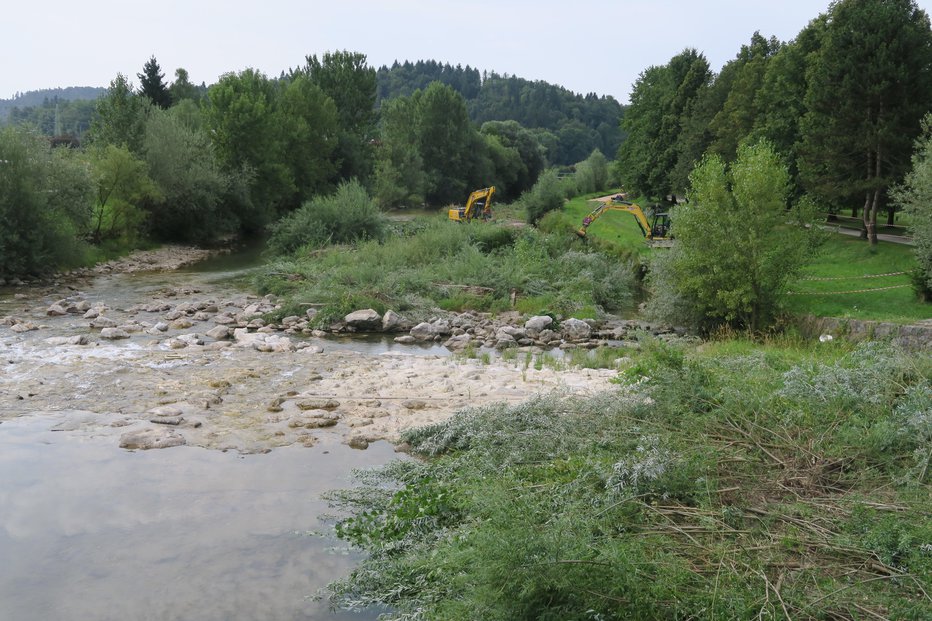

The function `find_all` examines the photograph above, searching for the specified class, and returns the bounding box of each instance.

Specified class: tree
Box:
[305,51,377,182]
[800,0,932,244]
[617,49,710,198]
[204,68,290,226]
[168,68,200,103]
[648,141,818,331]
[90,73,149,153]
[278,75,339,205]
[891,114,932,296]
[707,33,782,161]
[522,169,568,225]
[138,56,172,109]
[0,127,92,276]
[574,149,609,195]
[87,144,159,243]
[415,82,475,204]
[373,95,427,208]
[143,108,234,241]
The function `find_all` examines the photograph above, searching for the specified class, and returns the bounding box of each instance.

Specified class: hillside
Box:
[0,86,105,120]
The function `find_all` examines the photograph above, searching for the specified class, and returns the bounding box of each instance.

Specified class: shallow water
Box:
[0,415,394,620]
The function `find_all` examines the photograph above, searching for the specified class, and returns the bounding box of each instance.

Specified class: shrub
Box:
[0,127,92,277]
[266,180,387,255]
[648,141,820,332]
[521,169,568,225]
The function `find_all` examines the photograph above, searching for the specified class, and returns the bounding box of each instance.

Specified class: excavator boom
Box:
[576,197,672,244]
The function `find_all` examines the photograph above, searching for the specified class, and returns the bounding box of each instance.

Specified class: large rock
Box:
[119,427,186,450]
[561,318,592,341]
[344,309,382,331]
[524,315,554,332]
[410,322,437,341]
[206,325,230,340]
[46,304,68,316]
[100,327,130,340]
[90,316,118,329]
[381,310,407,332]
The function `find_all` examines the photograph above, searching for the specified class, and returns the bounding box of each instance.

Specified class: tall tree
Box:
[800,0,932,244]
[892,114,932,295]
[89,73,149,153]
[204,68,290,227]
[168,68,199,103]
[616,49,710,197]
[707,33,782,161]
[138,56,172,109]
[277,75,339,205]
[415,82,475,204]
[373,95,427,208]
[305,51,377,183]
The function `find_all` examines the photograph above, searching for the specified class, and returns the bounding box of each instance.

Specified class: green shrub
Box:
[521,169,568,225]
[267,180,387,255]
[0,127,92,277]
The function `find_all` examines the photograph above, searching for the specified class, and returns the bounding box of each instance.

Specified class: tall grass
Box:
[257,217,637,325]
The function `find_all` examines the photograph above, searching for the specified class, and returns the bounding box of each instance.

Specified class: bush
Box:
[0,127,92,277]
[521,169,568,225]
[648,141,820,332]
[266,180,387,255]
[323,339,932,620]
[573,148,609,195]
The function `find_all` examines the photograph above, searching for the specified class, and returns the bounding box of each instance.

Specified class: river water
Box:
[0,247,618,620]
[0,255,394,620]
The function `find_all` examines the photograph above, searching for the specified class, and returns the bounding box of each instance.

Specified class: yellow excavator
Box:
[448,187,496,222]
[576,194,674,247]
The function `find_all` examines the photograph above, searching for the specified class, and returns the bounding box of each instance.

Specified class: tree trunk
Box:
[864,146,881,245]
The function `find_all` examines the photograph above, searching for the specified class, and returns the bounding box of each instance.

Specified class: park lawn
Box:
[786,234,928,323]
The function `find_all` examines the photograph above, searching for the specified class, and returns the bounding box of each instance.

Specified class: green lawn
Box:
[560,195,928,324]
[786,235,927,323]
[562,193,655,255]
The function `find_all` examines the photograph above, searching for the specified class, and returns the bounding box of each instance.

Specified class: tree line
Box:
[377,60,624,165]
[616,0,932,245]
[0,51,614,278]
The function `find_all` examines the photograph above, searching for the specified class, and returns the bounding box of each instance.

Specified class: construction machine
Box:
[448,187,496,222]
[576,195,673,246]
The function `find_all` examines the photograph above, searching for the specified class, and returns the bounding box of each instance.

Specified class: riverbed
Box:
[0,249,617,619]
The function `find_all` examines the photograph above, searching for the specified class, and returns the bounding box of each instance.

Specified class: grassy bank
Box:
[785,235,926,323]
[324,337,932,620]
[256,217,638,325]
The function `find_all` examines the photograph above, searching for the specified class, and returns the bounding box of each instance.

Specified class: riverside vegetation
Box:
[323,337,932,620]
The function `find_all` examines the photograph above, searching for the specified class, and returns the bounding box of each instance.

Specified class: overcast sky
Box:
[3,0,932,103]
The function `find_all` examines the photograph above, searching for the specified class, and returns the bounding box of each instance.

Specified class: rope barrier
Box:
[799,271,907,281]
[786,284,911,296]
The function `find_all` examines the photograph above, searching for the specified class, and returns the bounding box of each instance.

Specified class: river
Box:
[0,247,616,620]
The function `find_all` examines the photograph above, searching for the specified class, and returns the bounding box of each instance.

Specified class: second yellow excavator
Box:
[576,195,673,246]
[448,187,496,222]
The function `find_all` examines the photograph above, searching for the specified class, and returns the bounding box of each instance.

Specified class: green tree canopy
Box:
[90,73,149,153]
[648,141,819,331]
[800,0,932,243]
[305,51,377,183]
[0,127,92,276]
[138,56,172,109]
[892,114,932,295]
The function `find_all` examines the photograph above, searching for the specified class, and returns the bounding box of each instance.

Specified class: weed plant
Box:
[323,337,932,620]
[257,217,636,325]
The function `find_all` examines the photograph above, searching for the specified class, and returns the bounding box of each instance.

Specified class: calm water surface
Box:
[0,416,395,620]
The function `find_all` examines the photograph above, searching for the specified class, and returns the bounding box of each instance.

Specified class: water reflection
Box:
[0,417,394,620]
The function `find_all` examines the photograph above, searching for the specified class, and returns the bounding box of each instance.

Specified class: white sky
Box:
[3,0,931,103]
